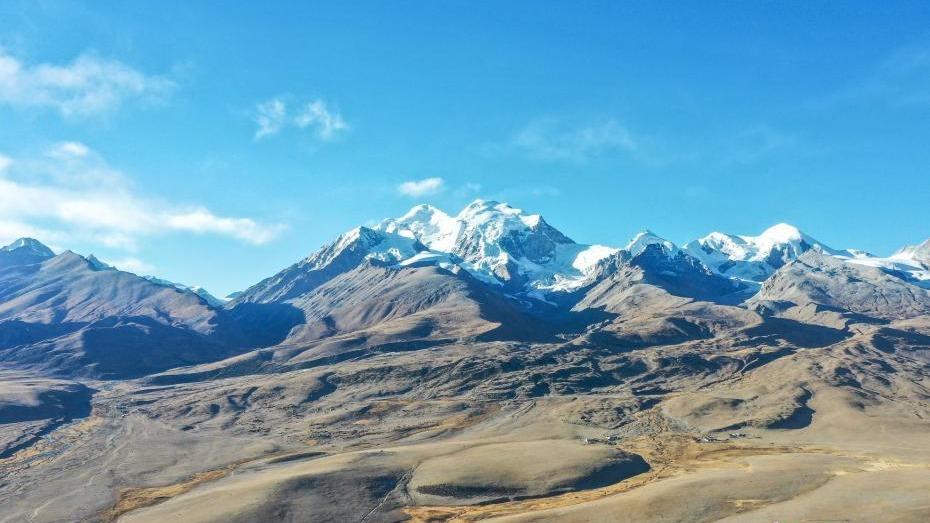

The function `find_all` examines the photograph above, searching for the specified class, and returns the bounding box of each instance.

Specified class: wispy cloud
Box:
[507,115,797,169]
[253,96,347,141]
[449,182,483,199]
[529,186,561,197]
[458,182,482,196]
[0,50,175,116]
[878,46,930,106]
[254,98,287,139]
[512,118,637,163]
[0,143,285,250]
[819,45,930,108]
[47,141,90,159]
[295,99,348,140]
[715,125,796,166]
[398,177,445,197]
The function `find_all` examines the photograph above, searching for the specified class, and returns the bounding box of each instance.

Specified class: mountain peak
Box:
[459,199,517,217]
[460,198,501,211]
[399,203,449,222]
[337,225,378,245]
[85,255,114,271]
[372,200,602,292]
[1,237,54,257]
[914,238,930,264]
[684,223,841,283]
[755,223,805,244]
[0,237,56,268]
[625,230,677,257]
[312,226,423,270]
[381,204,459,252]
[891,237,930,268]
[457,200,548,233]
[236,224,428,305]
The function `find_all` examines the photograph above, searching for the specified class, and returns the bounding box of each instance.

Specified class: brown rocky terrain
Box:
[1,208,929,522]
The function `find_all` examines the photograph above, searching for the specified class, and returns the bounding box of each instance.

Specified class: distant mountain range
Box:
[1,199,928,379]
[232,199,928,308]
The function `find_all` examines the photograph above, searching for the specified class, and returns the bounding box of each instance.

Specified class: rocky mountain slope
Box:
[0,240,247,379]
[3,201,926,380]
[1,203,929,523]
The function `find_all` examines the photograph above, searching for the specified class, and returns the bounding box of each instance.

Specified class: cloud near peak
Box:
[512,118,637,163]
[104,256,157,276]
[398,177,445,197]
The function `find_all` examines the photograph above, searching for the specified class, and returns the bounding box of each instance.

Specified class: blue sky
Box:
[1,2,929,296]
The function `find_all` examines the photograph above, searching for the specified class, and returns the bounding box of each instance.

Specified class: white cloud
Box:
[0,50,175,116]
[0,153,11,172]
[254,98,287,139]
[295,99,348,139]
[47,141,90,159]
[105,256,156,275]
[253,97,347,141]
[512,118,637,163]
[0,219,63,248]
[398,177,445,197]
[164,209,283,244]
[0,144,285,251]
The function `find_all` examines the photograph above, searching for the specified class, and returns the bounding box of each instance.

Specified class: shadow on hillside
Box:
[742,317,851,348]
[872,327,930,354]
[227,302,306,348]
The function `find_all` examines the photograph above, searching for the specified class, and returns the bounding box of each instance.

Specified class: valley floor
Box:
[2,324,930,522]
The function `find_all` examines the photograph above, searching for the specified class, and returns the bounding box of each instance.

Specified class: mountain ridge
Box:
[229,200,930,305]
[0,203,928,380]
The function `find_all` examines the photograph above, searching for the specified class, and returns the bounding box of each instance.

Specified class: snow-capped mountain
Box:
[683,223,848,283]
[311,226,425,270]
[378,204,460,252]
[232,226,428,304]
[3,214,930,380]
[624,230,678,258]
[0,238,55,268]
[377,200,618,293]
[680,224,930,289]
[221,202,930,312]
[234,200,620,311]
[893,238,930,268]
[836,239,930,289]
